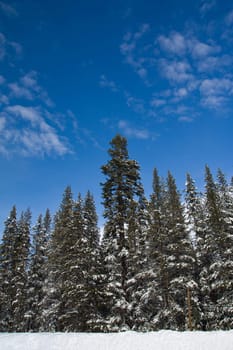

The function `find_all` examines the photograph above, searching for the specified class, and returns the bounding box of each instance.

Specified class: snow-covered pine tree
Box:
[184,173,208,330]
[132,168,165,331]
[101,134,146,331]
[1,209,31,331]
[0,206,18,331]
[25,211,51,331]
[12,209,31,331]
[57,192,87,331]
[214,169,233,329]
[81,191,106,331]
[45,185,75,331]
[125,192,150,330]
[200,165,225,329]
[44,188,102,332]
[159,172,198,331]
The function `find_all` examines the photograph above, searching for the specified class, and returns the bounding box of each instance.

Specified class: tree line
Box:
[0,134,233,332]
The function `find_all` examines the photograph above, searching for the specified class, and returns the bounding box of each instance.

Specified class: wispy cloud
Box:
[196,54,232,73]
[0,1,18,17]
[8,71,54,107]
[119,19,233,121]
[0,105,71,157]
[158,32,186,56]
[125,93,146,114]
[159,59,193,83]
[199,0,216,16]
[190,40,220,59]
[178,116,193,123]
[200,78,233,109]
[99,75,118,92]
[0,75,5,84]
[120,24,150,83]
[0,32,22,61]
[157,31,220,59]
[225,10,233,26]
[122,7,132,19]
[118,120,152,140]
[0,33,6,60]
[9,82,34,100]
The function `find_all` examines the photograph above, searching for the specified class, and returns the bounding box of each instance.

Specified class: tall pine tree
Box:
[101,134,146,330]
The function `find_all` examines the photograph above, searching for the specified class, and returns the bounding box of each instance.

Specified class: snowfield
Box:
[0,331,233,350]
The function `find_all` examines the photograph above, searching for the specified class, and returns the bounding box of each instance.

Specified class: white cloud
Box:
[200,0,216,15]
[0,75,5,84]
[0,94,9,104]
[158,32,186,56]
[0,1,18,17]
[9,82,34,100]
[150,98,166,107]
[67,109,78,131]
[125,93,146,114]
[157,31,220,59]
[0,32,22,61]
[134,24,150,40]
[1,105,70,156]
[118,120,150,139]
[178,116,193,122]
[0,116,6,130]
[8,71,54,107]
[190,40,220,59]
[20,71,39,90]
[175,88,188,98]
[99,75,118,92]
[200,78,233,108]
[0,32,6,60]
[137,67,147,79]
[159,59,193,83]
[200,78,233,95]
[225,10,233,26]
[120,24,150,82]
[9,41,22,56]
[196,55,232,73]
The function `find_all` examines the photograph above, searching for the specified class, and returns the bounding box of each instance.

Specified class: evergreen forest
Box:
[0,134,233,332]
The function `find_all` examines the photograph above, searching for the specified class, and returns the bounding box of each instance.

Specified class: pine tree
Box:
[101,134,146,330]
[44,188,102,332]
[25,211,51,331]
[159,172,199,330]
[57,193,86,331]
[0,206,18,331]
[133,168,165,331]
[185,173,208,330]
[200,166,224,329]
[215,169,233,329]
[12,209,31,331]
[45,186,74,331]
[82,191,105,331]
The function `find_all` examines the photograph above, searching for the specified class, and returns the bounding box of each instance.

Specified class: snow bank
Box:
[0,330,233,350]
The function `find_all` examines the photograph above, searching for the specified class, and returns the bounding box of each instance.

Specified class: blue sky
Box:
[0,0,233,230]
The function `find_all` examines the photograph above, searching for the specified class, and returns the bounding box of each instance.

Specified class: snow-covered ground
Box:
[0,331,233,350]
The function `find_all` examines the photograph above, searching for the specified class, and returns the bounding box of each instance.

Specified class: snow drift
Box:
[0,330,233,350]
